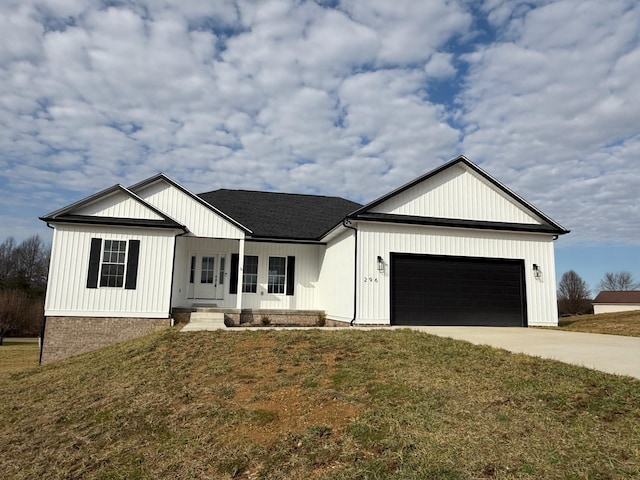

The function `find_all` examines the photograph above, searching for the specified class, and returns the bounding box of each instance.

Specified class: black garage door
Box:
[391,253,527,326]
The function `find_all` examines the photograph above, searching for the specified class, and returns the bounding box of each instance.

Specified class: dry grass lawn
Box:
[556,310,640,337]
[0,328,639,479]
[0,338,39,382]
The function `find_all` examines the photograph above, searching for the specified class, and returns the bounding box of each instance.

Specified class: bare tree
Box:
[0,235,50,292]
[0,290,44,344]
[14,235,50,291]
[597,272,640,292]
[0,237,17,289]
[0,236,49,341]
[557,270,591,315]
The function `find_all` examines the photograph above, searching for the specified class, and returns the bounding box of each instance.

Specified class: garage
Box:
[391,253,527,327]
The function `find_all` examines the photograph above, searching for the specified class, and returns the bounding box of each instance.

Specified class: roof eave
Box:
[41,215,188,232]
[349,213,568,235]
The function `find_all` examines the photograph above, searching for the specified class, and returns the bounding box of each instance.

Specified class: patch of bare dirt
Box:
[226,336,359,444]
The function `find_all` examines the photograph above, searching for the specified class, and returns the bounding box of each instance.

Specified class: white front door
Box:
[187,253,226,300]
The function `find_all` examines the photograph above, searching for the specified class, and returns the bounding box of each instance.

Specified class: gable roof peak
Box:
[128,173,252,234]
[39,182,186,231]
[348,154,569,235]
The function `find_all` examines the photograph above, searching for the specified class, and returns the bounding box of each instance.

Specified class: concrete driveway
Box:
[410,327,640,380]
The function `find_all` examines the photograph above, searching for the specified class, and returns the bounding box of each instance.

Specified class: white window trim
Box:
[99,239,129,289]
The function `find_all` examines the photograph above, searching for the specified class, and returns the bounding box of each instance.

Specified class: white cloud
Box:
[339,0,472,65]
[0,0,638,252]
[458,0,640,244]
[424,52,456,79]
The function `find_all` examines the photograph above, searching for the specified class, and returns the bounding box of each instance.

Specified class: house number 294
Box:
[363,277,378,282]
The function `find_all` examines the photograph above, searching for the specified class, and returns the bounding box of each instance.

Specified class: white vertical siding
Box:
[371,165,541,225]
[135,180,245,239]
[75,191,163,219]
[355,222,559,326]
[317,230,356,322]
[45,224,176,317]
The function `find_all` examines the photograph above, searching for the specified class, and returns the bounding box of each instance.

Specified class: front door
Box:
[187,253,226,300]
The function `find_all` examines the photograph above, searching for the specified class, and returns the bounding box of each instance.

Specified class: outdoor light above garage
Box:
[533,264,542,279]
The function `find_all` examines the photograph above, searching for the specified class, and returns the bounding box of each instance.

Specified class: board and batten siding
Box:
[45,224,177,318]
[134,180,245,239]
[317,230,356,322]
[75,191,164,220]
[356,222,559,326]
[371,165,541,225]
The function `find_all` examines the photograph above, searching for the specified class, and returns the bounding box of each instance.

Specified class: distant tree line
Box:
[557,270,640,316]
[0,235,50,344]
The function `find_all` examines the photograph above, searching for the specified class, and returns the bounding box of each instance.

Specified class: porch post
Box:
[235,237,245,309]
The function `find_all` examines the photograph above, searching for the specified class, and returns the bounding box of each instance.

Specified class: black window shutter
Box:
[86,238,102,289]
[286,256,295,296]
[125,240,140,290]
[229,253,239,294]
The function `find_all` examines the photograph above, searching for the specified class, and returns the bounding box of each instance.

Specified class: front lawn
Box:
[0,338,39,382]
[0,329,638,479]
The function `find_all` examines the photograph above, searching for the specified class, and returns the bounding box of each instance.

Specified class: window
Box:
[229,254,294,296]
[87,238,140,290]
[242,255,258,293]
[219,257,225,285]
[268,257,286,294]
[100,240,127,287]
[201,256,215,284]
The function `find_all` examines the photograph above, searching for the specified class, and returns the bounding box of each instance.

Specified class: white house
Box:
[592,291,640,314]
[40,156,569,362]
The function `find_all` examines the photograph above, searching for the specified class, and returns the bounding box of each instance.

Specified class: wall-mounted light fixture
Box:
[533,264,542,279]
[377,255,384,272]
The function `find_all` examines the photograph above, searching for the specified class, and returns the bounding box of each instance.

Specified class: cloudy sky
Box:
[1,0,638,292]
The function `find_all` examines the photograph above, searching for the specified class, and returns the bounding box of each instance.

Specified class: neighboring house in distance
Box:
[592,291,640,314]
[39,155,569,363]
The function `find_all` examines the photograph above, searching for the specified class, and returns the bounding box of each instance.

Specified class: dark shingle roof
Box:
[197,189,362,241]
[593,291,640,304]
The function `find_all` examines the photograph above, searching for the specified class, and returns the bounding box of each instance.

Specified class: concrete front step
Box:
[181,312,227,332]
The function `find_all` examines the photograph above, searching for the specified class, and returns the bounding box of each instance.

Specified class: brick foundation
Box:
[172,307,337,328]
[325,318,350,328]
[238,309,325,327]
[41,316,171,364]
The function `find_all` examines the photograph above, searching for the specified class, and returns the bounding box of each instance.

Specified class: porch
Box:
[172,306,327,328]
[171,235,324,313]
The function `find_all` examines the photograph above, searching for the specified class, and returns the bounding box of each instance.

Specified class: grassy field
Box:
[1,328,639,479]
[555,310,640,337]
[0,338,39,382]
